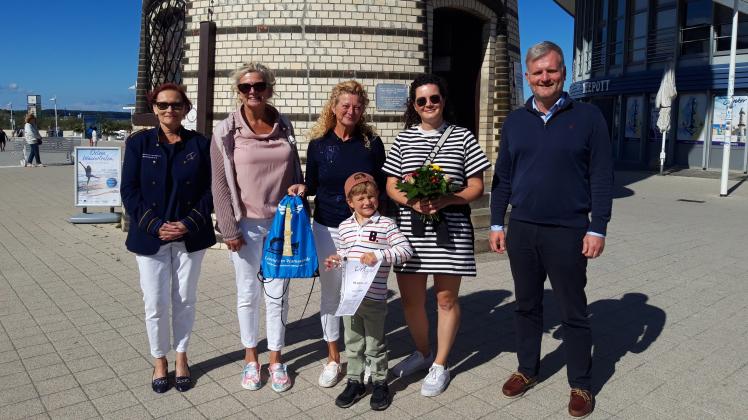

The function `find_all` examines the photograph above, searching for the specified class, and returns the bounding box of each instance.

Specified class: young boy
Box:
[325,172,412,411]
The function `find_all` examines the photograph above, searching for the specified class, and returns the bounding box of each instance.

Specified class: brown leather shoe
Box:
[501,372,537,398]
[568,388,594,418]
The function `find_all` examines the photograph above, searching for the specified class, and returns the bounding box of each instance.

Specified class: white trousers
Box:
[313,221,342,342]
[136,242,206,358]
[232,218,289,351]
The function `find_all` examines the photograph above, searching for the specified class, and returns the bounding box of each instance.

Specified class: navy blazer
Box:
[121,127,216,255]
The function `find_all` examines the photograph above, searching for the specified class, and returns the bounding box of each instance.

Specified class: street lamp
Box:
[6,103,14,135]
[50,97,59,136]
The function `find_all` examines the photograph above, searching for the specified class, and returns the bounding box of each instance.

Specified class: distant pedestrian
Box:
[0,130,7,152]
[23,114,44,167]
[489,41,614,418]
[121,83,216,394]
[91,129,98,147]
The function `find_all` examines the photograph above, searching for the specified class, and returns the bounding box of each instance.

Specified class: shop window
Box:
[608,0,626,68]
[592,0,610,76]
[649,5,677,63]
[713,3,748,52]
[676,93,708,143]
[627,5,648,64]
[680,0,712,56]
[712,94,748,144]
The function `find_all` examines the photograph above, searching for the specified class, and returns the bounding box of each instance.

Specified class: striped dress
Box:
[382,124,490,276]
[337,212,413,301]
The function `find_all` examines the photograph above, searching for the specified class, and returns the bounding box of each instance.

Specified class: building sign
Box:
[375,84,408,111]
[74,147,122,207]
[581,79,611,94]
[712,95,748,145]
[677,93,707,143]
[27,95,41,116]
[625,96,644,139]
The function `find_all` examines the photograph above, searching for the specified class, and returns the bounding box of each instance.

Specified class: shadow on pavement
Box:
[188,287,664,398]
[547,292,666,394]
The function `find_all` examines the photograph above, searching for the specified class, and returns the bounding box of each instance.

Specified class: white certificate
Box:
[335,258,382,316]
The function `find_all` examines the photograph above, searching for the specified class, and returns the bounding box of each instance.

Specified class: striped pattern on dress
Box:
[337,213,412,301]
[382,124,491,276]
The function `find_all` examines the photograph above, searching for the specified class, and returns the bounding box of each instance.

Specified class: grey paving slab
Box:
[3,166,748,419]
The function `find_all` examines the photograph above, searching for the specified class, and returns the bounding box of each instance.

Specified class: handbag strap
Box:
[423,125,455,166]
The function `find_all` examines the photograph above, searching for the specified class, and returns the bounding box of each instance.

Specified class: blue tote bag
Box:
[260,195,318,279]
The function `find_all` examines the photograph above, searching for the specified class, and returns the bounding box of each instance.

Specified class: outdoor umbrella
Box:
[655,65,677,175]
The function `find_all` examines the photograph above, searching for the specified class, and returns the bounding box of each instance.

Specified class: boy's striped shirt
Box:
[337,212,412,301]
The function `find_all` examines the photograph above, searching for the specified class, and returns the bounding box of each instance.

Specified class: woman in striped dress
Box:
[382,74,490,396]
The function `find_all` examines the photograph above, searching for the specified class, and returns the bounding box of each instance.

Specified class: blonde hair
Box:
[308,80,377,147]
[230,62,276,102]
[24,113,36,124]
[347,181,378,200]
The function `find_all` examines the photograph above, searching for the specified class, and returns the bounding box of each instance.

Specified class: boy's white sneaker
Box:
[420,364,450,397]
[390,350,434,378]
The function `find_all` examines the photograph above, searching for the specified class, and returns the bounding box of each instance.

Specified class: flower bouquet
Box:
[396,164,462,222]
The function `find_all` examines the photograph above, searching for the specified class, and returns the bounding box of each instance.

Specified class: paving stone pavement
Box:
[1,164,747,419]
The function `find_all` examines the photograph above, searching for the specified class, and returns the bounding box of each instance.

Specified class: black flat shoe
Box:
[174,365,192,392]
[151,368,169,393]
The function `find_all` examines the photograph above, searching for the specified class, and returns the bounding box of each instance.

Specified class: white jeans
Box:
[136,242,206,358]
[232,218,290,351]
[313,221,342,342]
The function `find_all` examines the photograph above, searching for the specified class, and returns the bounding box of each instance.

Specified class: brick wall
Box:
[179,0,520,179]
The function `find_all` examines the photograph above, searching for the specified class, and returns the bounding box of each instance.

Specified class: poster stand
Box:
[69,207,121,224]
[69,147,122,224]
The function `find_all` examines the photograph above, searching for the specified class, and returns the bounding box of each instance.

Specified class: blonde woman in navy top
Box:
[305,80,386,388]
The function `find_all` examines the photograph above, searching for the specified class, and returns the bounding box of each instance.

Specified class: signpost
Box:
[69,147,122,224]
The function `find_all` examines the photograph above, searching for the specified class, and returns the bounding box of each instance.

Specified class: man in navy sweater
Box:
[489,41,613,418]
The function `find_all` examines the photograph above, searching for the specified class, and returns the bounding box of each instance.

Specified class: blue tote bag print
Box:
[260,195,318,279]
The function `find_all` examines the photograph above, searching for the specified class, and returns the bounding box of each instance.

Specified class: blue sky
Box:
[0,0,572,113]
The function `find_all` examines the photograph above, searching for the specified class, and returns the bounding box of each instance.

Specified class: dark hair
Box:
[147,83,192,113]
[403,73,449,128]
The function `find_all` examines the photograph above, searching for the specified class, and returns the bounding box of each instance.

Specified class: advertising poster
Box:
[625,96,644,139]
[74,147,122,207]
[677,93,707,143]
[711,95,748,145]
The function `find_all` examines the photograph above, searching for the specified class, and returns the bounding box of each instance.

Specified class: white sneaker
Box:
[420,364,450,397]
[318,361,341,388]
[390,350,434,378]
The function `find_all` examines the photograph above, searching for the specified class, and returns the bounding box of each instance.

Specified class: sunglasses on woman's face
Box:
[237,82,268,94]
[415,94,442,107]
[155,102,185,111]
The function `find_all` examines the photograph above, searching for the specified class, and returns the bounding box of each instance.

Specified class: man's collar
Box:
[532,92,568,114]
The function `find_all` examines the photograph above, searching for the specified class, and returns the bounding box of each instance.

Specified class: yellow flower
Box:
[430,164,442,171]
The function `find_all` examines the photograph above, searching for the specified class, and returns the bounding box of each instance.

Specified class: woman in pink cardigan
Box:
[211,62,306,393]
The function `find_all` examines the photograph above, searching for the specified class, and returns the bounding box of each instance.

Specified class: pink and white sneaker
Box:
[240,362,261,390]
[268,363,292,392]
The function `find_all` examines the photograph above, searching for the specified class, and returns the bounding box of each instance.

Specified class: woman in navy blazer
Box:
[121,83,215,393]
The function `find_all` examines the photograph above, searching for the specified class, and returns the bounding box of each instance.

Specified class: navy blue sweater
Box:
[305,130,386,227]
[490,96,614,234]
